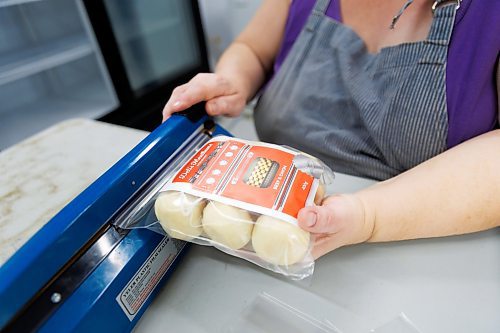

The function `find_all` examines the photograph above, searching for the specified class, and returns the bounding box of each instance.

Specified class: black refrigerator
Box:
[84,0,209,130]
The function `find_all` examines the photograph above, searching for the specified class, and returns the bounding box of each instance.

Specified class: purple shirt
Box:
[273,0,500,148]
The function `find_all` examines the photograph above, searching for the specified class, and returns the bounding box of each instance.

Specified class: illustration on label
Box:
[243,157,279,188]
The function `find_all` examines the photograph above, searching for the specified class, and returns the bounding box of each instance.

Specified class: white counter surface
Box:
[133,186,500,333]
[1,119,499,333]
[0,119,147,266]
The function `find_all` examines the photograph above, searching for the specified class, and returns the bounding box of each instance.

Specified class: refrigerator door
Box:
[0,0,118,150]
[103,0,203,96]
[83,0,209,131]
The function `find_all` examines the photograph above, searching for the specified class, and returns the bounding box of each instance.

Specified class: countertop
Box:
[0,118,148,266]
[1,118,499,333]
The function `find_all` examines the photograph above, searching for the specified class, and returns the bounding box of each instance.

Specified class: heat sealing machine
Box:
[0,111,229,332]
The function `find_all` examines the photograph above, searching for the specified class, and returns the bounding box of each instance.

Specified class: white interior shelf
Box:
[0,78,116,151]
[0,0,118,150]
[0,0,42,9]
[0,35,93,86]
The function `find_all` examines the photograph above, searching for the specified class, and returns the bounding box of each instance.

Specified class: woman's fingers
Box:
[205,94,246,117]
[162,84,189,121]
[181,74,235,105]
[298,205,338,234]
[162,74,237,121]
[310,235,345,259]
[297,194,374,258]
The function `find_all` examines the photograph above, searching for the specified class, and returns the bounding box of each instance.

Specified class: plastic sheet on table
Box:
[225,292,342,333]
[370,313,422,333]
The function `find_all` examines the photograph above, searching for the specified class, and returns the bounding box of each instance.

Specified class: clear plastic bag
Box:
[121,136,334,280]
[225,292,341,333]
[370,313,422,333]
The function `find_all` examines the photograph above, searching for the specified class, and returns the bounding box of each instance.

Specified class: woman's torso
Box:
[254,0,499,180]
[272,0,499,149]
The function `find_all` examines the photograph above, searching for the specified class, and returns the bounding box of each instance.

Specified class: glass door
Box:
[83,0,209,130]
[0,0,118,151]
[104,0,202,95]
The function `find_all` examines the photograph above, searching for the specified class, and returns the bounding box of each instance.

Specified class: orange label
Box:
[168,137,317,222]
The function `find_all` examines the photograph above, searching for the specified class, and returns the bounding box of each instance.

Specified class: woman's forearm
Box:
[358,129,500,242]
[215,0,290,101]
[215,43,267,103]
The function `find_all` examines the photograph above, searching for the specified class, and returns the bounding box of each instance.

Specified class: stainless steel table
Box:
[134,173,500,333]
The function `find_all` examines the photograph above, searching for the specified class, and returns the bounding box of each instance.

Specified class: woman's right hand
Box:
[161,0,291,122]
[162,73,248,122]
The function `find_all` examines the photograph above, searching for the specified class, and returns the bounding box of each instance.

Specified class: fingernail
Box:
[173,101,182,108]
[210,101,218,110]
[305,211,317,227]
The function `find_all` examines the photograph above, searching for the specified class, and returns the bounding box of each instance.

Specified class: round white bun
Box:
[252,215,310,266]
[202,201,254,250]
[154,191,205,241]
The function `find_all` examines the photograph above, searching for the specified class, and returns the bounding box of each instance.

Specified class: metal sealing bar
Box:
[2,225,125,333]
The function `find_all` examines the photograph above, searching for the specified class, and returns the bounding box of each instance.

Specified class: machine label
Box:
[116,237,184,321]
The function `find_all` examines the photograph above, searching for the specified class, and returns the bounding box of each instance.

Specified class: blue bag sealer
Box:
[0,1,215,330]
[0,110,230,332]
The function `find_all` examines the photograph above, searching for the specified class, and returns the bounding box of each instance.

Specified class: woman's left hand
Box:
[297,194,375,259]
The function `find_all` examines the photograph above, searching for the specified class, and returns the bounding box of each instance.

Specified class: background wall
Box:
[198,0,263,70]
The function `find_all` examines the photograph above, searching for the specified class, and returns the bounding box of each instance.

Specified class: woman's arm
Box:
[298,130,500,258]
[361,129,500,241]
[163,0,290,120]
[217,0,291,102]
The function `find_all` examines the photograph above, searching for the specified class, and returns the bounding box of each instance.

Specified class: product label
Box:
[116,237,185,321]
[162,136,318,225]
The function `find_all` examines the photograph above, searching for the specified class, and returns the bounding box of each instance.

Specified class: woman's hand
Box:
[162,0,291,122]
[299,130,500,259]
[297,194,375,259]
[162,73,248,122]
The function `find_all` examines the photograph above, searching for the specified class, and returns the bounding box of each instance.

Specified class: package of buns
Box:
[154,136,333,279]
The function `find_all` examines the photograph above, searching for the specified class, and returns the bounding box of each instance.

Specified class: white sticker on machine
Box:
[116,237,185,321]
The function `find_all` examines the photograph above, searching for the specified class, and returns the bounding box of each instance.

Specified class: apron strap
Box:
[426,1,459,45]
[312,0,331,14]
[306,0,332,32]
[418,3,458,65]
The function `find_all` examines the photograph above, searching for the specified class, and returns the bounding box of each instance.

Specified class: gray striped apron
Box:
[254,0,458,180]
